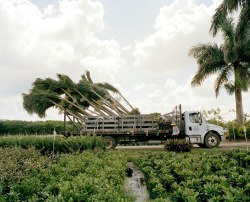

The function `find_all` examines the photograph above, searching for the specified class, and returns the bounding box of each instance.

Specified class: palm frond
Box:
[85,70,93,84]
[235,6,250,40]
[224,82,235,95]
[220,17,235,44]
[210,0,244,36]
[189,43,226,87]
[96,82,120,93]
[214,65,232,97]
[57,74,75,89]
[23,90,60,118]
[210,3,227,36]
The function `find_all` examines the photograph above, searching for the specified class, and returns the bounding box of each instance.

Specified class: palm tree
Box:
[189,17,250,126]
[210,0,250,38]
[23,71,135,122]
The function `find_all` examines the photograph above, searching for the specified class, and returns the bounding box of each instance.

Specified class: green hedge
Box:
[0,120,65,135]
[227,121,250,140]
[0,135,105,153]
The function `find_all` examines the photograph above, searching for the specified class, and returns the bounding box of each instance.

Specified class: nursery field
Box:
[1,135,250,201]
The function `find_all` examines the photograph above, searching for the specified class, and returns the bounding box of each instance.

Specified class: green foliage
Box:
[0,148,133,201]
[202,107,226,127]
[23,71,135,121]
[3,147,250,201]
[164,138,193,152]
[225,149,250,168]
[0,147,50,183]
[135,151,250,201]
[201,108,250,140]
[0,120,65,135]
[227,121,250,140]
[128,107,141,115]
[0,135,105,153]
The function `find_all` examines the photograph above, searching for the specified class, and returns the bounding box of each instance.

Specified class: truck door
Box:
[184,112,205,137]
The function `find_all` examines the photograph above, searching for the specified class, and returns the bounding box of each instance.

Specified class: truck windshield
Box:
[189,113,202,123]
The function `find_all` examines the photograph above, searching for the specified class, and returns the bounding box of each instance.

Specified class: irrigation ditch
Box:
[125,162,150,202]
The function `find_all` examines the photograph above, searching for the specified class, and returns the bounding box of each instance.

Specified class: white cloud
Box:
[127,75,236,120]
[133,0,220,73]
[0,0,124,120]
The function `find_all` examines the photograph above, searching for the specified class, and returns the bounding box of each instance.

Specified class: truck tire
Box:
[103,136,117,149]
[204,132,220,148]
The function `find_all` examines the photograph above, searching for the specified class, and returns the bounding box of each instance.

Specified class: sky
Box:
[0,0,249,122]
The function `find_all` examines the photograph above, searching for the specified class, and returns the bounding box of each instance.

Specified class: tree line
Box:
[0,120,64,135]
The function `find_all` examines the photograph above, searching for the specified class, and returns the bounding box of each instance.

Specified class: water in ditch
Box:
[125,162,150,202]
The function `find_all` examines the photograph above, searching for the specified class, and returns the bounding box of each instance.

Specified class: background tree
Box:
[189,17,250,126]
[202,107,225,127]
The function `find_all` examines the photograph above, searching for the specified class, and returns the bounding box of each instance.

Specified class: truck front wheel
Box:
[205,132,220,148]
[103,136,117,149]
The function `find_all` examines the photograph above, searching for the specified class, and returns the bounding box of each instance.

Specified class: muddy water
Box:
[125,162,150,202]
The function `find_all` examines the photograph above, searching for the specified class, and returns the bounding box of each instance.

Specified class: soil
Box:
[125,162,150,202]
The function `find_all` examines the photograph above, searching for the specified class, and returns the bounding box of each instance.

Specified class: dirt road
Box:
[116,141,250,150]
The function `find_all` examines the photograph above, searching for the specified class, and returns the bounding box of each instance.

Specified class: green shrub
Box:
[0,148,133,202]
[0,135,105,153]
[164,138,192,152]
[0,120,65,135]
[226,121,250,140]
[136,151,250,201]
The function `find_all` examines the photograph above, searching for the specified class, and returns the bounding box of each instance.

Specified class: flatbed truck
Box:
[63,105,226,149]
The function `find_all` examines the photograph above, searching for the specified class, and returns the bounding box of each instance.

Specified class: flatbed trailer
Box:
[84,114,175,148]
[63,104,226,149]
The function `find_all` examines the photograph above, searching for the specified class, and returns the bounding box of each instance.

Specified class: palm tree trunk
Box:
[118,93,134,111]
[235,87,244,126]
[234,66,245,126]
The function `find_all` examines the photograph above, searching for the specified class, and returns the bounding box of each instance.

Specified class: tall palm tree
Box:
[189,17,250,126]
[210,0,250,38]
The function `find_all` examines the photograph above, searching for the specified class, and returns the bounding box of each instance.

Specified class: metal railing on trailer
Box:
[84,114,159,134]
[63,111,84,136]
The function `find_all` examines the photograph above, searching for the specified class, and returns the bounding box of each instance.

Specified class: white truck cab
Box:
[183,111,226,148]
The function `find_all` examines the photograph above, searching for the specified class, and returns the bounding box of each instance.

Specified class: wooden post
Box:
[64,110,66,135]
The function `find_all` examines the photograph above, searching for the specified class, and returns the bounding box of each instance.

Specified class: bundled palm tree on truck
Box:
[23,71,135,132]
[23,72,226,149]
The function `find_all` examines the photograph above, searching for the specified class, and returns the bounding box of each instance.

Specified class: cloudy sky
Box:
[0,0,249,121]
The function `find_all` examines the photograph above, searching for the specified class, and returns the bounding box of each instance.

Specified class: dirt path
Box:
[117,141,250,150]
[125,162,150,202]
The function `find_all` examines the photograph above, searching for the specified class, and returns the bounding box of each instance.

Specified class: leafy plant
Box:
[0,148,133,201]
[0,135,105,153]
[135,151,250,201]
[164,138,192,152]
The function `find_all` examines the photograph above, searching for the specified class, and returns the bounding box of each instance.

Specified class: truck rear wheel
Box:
[103,136,117,149]
[205,132,220,148]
